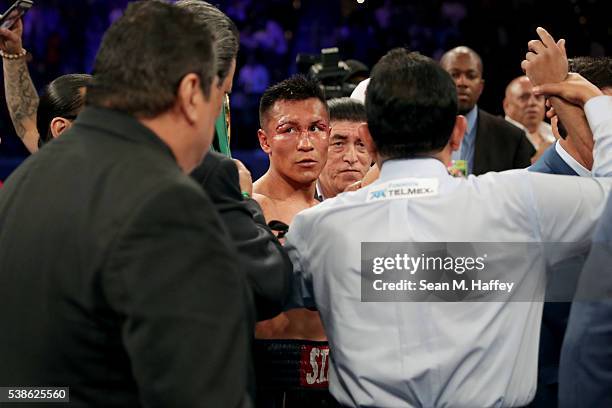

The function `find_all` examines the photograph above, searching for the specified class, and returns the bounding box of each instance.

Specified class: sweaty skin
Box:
[253,98,329,340]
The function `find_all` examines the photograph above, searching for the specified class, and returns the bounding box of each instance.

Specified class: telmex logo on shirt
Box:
[366,178,439,202]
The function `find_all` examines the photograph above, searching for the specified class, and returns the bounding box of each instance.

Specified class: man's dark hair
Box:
[328,97,367,123]
[37,74,92,146]
[366,48,458,158]
[175,0,239,82]
[557,56,612,139]
[86,0,216,117]
[569,57,612,90]
[259,75,327,128]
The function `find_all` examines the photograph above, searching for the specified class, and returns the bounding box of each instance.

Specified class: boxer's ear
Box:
[257,129,272,154]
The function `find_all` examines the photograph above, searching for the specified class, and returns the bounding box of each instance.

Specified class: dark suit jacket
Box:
[191,151,292,322]
[528,144,578,408]
[0,107,250,407]
[472,109,535,175]
[559,195,612,408]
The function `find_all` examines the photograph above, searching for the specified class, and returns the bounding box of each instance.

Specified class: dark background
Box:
[0,0,609,179]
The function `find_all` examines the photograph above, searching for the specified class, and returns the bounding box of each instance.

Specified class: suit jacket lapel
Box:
[473,109,489,176]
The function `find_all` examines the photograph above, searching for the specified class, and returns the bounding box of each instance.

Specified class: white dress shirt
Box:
[285,96,612,407]
[555,140,592,177]
[505,116,556,147]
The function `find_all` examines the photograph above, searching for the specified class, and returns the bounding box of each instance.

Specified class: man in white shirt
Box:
[284,30,612,407]
[504,75,555,161]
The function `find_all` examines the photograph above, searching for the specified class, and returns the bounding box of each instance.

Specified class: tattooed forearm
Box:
[3,58,39,142]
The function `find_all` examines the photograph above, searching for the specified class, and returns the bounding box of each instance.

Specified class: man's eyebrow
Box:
[330,134,348,140]
[311,119,328,125]
[276,120,299,129]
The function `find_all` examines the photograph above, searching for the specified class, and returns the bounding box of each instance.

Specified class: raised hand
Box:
[0,18,24,55]
[521,27,568,86]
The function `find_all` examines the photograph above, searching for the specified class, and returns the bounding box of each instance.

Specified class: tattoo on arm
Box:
[3,59,39,141]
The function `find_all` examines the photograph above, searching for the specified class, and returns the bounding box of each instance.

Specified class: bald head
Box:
[440,46,483,75]
[440,46,484,114]
[503,75,544,132]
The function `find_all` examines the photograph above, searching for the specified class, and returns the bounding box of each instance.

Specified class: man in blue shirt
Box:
[285,37,612,406]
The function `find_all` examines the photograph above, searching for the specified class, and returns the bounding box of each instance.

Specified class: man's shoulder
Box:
[192,151,234,182]
[291,188,370,229]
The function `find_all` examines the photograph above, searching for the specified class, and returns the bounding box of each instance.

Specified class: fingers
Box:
[527,40,546,54]
[536,26,557,48]
[0,28,19,42]
[344,180,362,192]
[533,83,561,97]
[557,38,567,57]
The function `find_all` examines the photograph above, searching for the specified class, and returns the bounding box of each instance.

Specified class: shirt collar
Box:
[555,140,592,177]
[505,115,526,132]
[378,158,450,182]
[315,180,326,201]
[465,105,479,136]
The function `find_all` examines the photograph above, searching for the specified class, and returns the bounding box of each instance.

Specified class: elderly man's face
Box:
[504,77,545,131]
[258,98,330,185]
[318,120,371,198]
[442,53,484,114]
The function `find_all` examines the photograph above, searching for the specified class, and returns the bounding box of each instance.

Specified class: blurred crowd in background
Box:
[0,0,609,177]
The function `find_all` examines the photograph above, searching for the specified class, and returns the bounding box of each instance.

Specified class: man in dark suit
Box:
[528,56,612,407]
[559,194,612,408]
[191,151,292,323]
[441,46,535,175]
[0,3,250,407]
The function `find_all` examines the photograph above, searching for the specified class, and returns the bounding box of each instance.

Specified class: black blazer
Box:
[191,151,292,322]
[0,107,250,407]
[472,109,535,175]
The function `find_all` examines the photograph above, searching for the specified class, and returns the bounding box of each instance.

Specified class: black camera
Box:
[296,48,368,100]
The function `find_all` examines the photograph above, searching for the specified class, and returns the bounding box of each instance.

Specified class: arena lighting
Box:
[357,0,365,4]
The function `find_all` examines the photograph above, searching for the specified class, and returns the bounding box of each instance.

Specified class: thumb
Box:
[533,82,563,97]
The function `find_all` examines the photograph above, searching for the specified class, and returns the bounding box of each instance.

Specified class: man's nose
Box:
[343,145,358,164]
[297,132,315,151]
[527,94,540,106]
[456,75,468,87]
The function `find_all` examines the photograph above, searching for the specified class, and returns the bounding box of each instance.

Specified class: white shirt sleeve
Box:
[586,95,612,177]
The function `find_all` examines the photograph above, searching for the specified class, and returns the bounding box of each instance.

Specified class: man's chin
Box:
[290,173,319,186]
[337,174,362,188]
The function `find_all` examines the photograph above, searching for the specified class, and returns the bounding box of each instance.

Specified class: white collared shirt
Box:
[555,140,592,177]
[285,96,612,407]
[505,116,556,147]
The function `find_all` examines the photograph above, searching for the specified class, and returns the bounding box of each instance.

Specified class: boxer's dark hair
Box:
[259,75,327,128]
[175,0,239,83]
[86,0,215,117]
[556,56,612,139]
[37,74,92,146]
[366,48,457,158]
[327,97,366,123]
[569,56,612,90]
